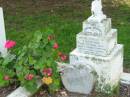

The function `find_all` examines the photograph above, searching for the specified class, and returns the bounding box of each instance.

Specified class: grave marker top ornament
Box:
[88,0,106,22]
[0,7,7,57]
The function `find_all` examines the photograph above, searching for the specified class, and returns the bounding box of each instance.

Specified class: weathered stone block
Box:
[76,29,117,56]
[83,18,111,37]
[70,44,123,94]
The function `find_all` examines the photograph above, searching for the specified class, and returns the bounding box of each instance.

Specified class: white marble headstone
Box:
[58,0,124,94]
[0,7,7,57]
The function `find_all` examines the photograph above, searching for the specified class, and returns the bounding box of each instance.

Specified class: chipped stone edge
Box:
[7,80,42,97]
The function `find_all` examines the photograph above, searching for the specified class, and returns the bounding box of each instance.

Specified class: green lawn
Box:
[1,0,130,68]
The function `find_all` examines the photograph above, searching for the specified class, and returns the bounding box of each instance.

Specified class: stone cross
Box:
[0,7,7,57]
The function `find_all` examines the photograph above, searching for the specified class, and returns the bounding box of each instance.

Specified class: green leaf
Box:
[2,54,16,66]
[24,80,38,93]
[28,56,36,65]
[49,79,61,92]
[0,72,9,87]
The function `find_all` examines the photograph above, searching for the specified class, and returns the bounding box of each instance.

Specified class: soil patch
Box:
[0,83,18,97]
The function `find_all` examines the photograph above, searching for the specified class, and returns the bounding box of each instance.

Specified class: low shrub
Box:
[0,28,68,93]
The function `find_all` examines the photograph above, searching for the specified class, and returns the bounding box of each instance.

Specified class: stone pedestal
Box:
[57,0,123,95]
[70,44,123,94]
[0,7,7,57]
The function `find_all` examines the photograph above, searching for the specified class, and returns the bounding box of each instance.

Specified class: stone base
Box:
[69,44,123,94]
[87,15,107,23]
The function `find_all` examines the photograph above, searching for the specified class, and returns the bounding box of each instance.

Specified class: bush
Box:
[0,28,68,93]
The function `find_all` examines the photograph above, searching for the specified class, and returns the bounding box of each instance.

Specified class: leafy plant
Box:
[0,28,68,93]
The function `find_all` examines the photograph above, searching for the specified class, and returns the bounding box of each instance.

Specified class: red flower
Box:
[5,40,16,49]
[43,68,52,76]
[53,43,59,49]
[4,75,10,80]
[60,55,67,61]
[26,74,34,80]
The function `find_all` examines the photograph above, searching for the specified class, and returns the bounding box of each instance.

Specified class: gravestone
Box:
[58,63,96,94]
[0,7,7,57]
[58,0,123,95]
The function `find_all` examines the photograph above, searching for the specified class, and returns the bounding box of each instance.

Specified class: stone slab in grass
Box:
[0,7,7,57]
[7,81,42,97]
[120,73,130,97]
[120,73,130,84]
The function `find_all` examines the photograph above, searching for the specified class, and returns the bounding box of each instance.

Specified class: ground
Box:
[0,0,130,97]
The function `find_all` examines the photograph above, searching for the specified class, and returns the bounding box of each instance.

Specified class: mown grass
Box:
[1,0,130,68]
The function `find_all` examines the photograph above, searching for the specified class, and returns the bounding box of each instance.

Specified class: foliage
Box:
[0,53,16,87]
[0,28,68,93]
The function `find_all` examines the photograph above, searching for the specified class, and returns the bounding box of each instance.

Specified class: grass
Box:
[1,0,130,68]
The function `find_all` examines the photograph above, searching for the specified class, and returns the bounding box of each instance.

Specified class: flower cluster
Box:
[3,40,16,81]
[5,40,16,49]
[43,68,52,76]
[41,35,68,86]
[3,75,10,81]
[50,37,68,62]
[42,68,53,85]
[58,52,67,61]
[53,43,59,49]
[42,77,53,85]
[0,30,68,93]
[26,74,34,80]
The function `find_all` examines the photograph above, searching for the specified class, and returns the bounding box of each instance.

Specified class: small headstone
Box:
[57,63,96,94]
[0,7,7,57]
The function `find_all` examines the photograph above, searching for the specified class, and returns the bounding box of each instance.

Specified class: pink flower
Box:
[4,75,10,80]
[5,40,16,49]
[26,74,34,80]
[60,55,67,61]
[43,68,52,76]
[53,43,59,49]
